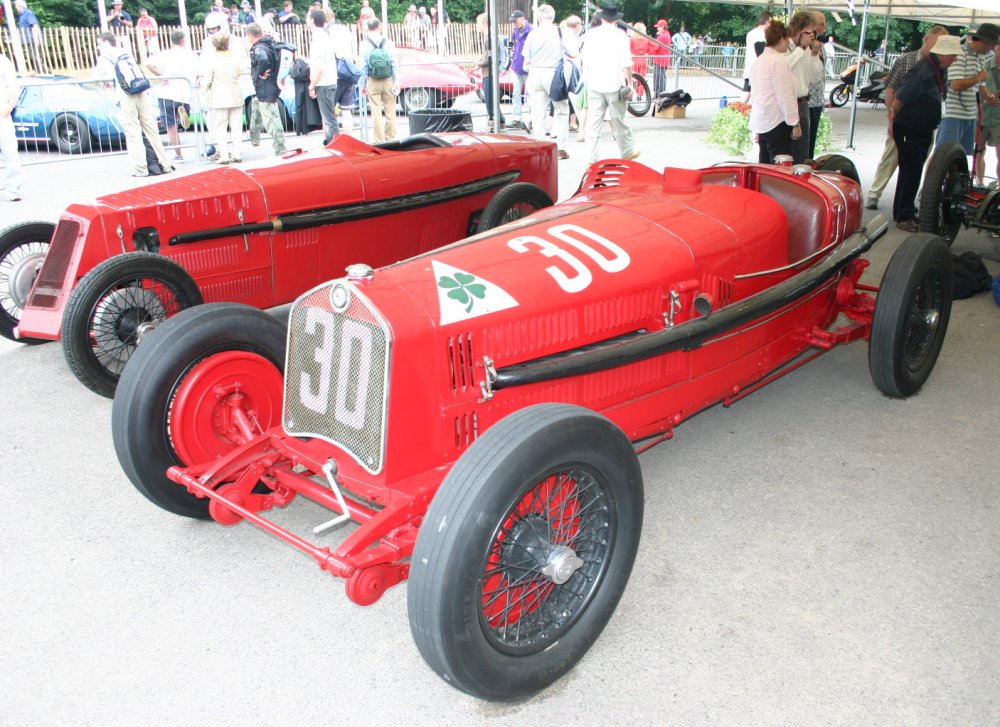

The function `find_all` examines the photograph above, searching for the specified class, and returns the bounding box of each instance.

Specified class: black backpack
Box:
[952,251,992,299]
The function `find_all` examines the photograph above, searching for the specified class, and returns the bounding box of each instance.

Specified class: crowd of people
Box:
[2,0,999,218]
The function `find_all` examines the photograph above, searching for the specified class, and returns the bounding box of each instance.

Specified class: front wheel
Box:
[627,72,652,117]
[0,220,54,342]
[112,303,287,518]
[61,253,203,397]
[869,233,953,397]
[51,113,93,154]
[408,404,644,700]
[829,84,850,107]
[476,183,554,233]
[919,141,968,244]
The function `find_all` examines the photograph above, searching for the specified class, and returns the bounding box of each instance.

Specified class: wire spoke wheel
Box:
[476,183,553,233]
[89,278,176,375]
[0,220,54,342]
[627,72,651,117]
[480,466,611,654]
[919,142,968,244]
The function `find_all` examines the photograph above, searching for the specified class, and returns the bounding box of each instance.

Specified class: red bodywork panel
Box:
[162,159,877,604]
[16,132,557,339]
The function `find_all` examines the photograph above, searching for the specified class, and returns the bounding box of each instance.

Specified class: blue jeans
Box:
[935,117,975,155]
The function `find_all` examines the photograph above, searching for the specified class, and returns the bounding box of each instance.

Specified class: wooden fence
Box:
[0,22,490,78]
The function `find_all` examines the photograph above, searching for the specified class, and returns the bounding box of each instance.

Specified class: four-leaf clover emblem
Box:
[438,272,487,314]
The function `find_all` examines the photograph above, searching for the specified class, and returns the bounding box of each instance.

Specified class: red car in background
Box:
[2,131,556,396]
[396,46,477,111]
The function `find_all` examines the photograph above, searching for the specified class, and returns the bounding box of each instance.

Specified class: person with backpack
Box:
[360,17,398,142]
[95,32,173,177]
[247,23,288,155]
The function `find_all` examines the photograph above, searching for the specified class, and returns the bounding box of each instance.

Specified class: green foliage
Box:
[706,102,838,156]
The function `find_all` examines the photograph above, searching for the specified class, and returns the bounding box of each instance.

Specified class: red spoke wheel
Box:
[408,404,643,700]
[113,303,286,519]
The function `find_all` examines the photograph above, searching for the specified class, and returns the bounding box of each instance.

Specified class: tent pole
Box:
[846,0,872,150]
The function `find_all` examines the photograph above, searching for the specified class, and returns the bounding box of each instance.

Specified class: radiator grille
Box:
[27,219,80,310]
[283,282,390,474]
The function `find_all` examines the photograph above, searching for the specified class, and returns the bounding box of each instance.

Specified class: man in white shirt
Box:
[581,2,639,164]
[146,29,199,163]
[95,33,173,177]
[308,8,341,143]
[0,51,24,201]
[741,11,771,103]
[523,4,569,159]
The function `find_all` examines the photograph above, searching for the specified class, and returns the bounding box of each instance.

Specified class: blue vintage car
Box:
[12,75,166,155]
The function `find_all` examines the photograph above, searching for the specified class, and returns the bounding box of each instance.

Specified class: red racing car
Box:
[1,131,556,396]
[112,157,952,700]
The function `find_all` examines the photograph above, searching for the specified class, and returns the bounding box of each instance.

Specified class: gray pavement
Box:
[1,102,999,726]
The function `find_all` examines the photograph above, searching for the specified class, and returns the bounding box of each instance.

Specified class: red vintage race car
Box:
[1,131,556,396]
[112,158,953,700]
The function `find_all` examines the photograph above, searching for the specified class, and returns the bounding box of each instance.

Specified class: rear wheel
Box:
[0,220,54,343]
[476,183,554,233]
[51,113,92,154]
[408,404,643,700]
[627,73,652,117]
[919,141,968,244]
[829,84,850,107]
[61,253,203,397]
[112,303,287,518]
[869,233,953,397]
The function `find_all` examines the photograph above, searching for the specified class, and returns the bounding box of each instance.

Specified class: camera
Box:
[816,33,830,43]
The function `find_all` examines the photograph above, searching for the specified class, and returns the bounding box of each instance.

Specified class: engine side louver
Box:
[447,332,475,393]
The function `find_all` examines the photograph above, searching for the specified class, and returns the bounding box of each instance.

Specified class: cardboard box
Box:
[655,105,686,119]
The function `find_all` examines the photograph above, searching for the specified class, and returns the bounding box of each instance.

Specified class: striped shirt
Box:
[944,41,986,120]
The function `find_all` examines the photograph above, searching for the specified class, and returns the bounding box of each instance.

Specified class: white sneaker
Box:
[6,190,23,201]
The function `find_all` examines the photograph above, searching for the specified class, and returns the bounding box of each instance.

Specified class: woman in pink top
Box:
[748,19,802,163]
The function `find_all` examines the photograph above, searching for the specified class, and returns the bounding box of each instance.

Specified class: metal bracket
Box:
[313,459,352,534]
[238,209,248,252]
[479,356,497,402]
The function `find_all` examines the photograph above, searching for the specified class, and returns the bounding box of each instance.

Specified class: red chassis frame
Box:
[142,161,887,607]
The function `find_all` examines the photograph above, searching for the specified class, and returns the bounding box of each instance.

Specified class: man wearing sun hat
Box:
[891,33,960,232]
[651,19,671,97]
[934,22,998,159]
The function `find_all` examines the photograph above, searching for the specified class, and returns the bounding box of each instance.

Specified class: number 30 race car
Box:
[1,132,556,396]
[112,158,953,700]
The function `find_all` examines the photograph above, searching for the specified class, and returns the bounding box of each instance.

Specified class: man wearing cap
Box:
[581,2,639,164]
[238,2,256,26]
[865,25,948,210]
[651,19,671,98]
[108,1,133,28]
[934,23,998,159]
[891,33,960,232]
[507,9,531,130]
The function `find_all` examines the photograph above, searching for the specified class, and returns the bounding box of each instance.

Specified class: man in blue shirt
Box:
[14,0,46,72]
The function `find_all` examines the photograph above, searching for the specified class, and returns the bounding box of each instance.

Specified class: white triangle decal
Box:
[432,260,519,325]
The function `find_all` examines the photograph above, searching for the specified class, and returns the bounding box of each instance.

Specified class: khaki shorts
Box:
[981,123,1000,147]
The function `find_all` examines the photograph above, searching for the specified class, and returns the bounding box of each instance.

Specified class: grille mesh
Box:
[27,219,80,310]
[283,282,390,474]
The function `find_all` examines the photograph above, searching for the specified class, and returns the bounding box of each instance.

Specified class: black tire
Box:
[51,113,93,154]
[112,303,287,519]
[813,153,861,185]
[919,141,968,245]
[869,233,953,397]
[476,183,554,233]
[61,253,203,398]
[829,84,850,108]
[627,73,652,117]
[408,404,643,700]
[0,220,54,343]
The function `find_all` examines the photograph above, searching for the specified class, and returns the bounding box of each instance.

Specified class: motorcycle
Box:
[829,58,887,108]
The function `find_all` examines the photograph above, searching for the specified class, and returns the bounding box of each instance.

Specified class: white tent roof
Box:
[673,0,999,26]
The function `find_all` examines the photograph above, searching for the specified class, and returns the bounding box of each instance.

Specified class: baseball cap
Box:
[510,9,525,20]
[655,19,668,29]
[970,23,999,45]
